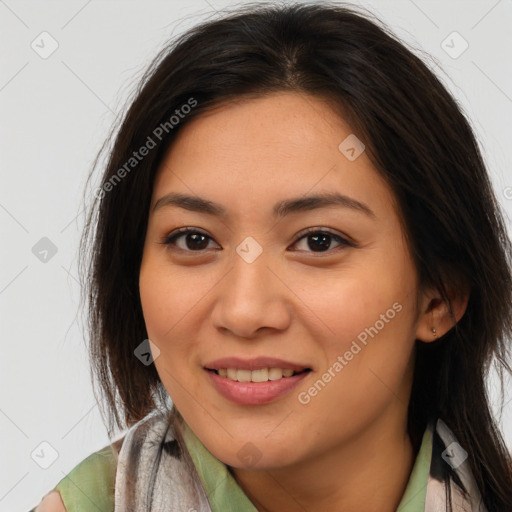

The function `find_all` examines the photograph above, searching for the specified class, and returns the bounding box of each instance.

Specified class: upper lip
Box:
[204,357,311,372]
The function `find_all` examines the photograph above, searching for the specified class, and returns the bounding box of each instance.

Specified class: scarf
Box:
[114,409,487,511]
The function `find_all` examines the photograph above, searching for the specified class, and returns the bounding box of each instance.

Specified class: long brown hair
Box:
[79,2,512,509]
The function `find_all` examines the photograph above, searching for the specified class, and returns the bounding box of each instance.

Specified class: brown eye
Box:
[161,228,218,252]
[159,226,355,255]
[291,229,354,253]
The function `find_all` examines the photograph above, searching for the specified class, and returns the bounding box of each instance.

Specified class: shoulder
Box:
[33,490,66,512]
[32,437,125,512]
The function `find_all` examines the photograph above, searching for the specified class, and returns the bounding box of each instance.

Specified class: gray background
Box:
[1,0,511,510]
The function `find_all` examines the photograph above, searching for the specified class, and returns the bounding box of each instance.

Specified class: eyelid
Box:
[160,226,219,250]
[159,226,356,253]
[293,226,356,248]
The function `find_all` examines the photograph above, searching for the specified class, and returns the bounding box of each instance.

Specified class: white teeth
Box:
[251,369,268,382]
[215,367,303,382]
[237,369,252,382]
[268,368,284,380]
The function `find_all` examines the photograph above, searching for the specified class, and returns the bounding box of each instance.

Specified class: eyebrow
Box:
[152,191,375,219]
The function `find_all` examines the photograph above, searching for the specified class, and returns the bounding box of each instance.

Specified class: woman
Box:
[32,2,512,511]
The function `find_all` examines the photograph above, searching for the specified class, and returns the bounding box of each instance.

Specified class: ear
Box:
[415,282,469,342]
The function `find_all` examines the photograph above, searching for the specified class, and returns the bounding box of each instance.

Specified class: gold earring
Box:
[431,327,437,338]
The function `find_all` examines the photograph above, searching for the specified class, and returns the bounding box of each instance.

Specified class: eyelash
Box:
[159,227,356,255]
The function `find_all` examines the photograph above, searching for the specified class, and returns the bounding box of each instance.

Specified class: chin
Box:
[207,432,303,471]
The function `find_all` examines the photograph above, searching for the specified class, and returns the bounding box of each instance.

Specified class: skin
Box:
[138,91,467,512]
[35,491,65,512]
[35,443,125,511]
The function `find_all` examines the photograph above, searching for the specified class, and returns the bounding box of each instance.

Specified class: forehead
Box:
[151,92,396,220]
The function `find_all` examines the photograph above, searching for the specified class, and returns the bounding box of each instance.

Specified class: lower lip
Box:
[205,369,310,405]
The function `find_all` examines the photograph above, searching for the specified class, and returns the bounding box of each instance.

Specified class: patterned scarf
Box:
[114,409,487,511]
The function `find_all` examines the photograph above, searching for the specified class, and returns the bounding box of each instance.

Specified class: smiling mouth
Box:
[206,367,312,383]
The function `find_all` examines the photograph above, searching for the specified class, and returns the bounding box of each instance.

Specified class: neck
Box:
[230,407,416,512]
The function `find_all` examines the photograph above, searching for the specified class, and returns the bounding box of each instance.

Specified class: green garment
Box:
[181,422,433,511]
[28,424,432,511]
[28,444,117,512]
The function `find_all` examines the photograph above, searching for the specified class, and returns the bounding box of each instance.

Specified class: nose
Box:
[209,245,292,339]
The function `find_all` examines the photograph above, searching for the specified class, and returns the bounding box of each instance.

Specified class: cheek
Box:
[291,301,416,455]
[293,251,418,411]
[139,255,195,341]
[139,269,170,340]
[299,267,414,355]
[139,256,188,382]
[138,254,207,392]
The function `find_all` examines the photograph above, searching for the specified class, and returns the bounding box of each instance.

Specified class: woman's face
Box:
[139,91,426,469]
